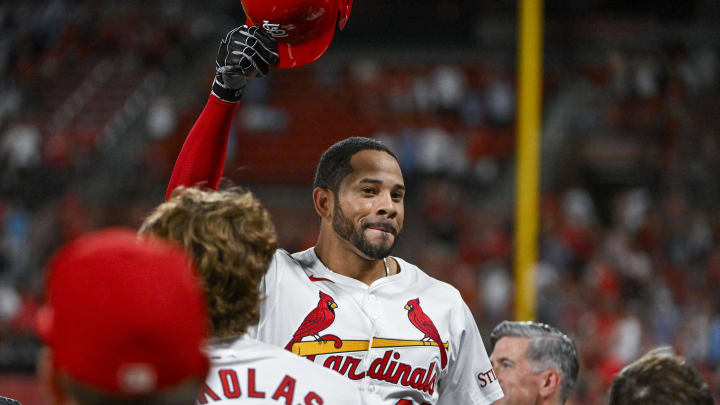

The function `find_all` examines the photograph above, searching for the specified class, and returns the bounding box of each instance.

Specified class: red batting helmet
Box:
[241,0,354,68]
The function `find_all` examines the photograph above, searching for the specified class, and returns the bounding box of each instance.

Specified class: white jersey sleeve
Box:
[436,301,503,405]
[199,336,363,405]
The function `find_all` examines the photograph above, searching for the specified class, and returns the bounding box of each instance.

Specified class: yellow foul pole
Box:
[514,0,543,321]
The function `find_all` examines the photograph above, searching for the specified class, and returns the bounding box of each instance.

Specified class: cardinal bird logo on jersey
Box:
[405,298,448,369]
[285,291,341,351]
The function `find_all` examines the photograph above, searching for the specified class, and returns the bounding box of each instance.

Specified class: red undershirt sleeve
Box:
[166,95,239,201]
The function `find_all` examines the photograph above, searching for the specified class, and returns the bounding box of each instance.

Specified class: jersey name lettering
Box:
[198,369,325,404]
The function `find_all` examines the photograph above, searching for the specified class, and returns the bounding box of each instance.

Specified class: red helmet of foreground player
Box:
[241,0,353,68]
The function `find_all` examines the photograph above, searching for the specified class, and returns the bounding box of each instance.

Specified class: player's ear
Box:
[37,348,68,404]
[538,368,561,399]
[313,187,333,219]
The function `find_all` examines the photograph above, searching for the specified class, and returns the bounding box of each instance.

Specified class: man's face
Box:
[332,150,405,260]
[490,337,543,405]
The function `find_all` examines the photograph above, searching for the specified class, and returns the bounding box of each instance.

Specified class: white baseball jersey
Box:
[199,335,363,404]
[248,248,504,405]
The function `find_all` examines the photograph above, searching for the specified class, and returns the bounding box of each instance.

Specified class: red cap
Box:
[37,228,209,395]
[242,0,354,68]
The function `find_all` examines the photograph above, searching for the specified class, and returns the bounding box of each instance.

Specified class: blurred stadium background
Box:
[1,0,719,403]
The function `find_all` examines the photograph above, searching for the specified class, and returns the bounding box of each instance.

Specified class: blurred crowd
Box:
[386,47,720,403]
[1,1,720,404]
[0,0,227,371]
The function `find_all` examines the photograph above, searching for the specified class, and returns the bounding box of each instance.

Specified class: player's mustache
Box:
[362,221,398,236]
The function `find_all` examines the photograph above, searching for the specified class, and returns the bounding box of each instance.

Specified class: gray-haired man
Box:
[488,321,579,405]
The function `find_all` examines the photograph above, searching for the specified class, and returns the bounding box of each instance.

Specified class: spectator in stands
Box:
[489,321,579,405]
[35,228,208,405]
[608,347,714,405]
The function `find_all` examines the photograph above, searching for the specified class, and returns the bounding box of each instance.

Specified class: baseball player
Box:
[140,187,363,405]
[36,228,209,405]
[164,21,504,405]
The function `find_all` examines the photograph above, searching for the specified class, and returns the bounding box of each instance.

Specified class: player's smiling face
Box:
[332,150,405,260]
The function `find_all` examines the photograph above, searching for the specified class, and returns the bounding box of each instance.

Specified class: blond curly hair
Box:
[139,187,277,338]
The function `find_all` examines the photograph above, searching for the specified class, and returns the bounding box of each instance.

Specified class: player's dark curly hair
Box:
[609,347,714,405]
[314,137,398,194]
[139,187,277,338]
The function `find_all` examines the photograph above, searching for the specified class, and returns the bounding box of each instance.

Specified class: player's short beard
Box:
[332,198,398,260]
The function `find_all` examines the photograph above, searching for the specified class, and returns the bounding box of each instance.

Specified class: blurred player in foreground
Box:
[608,347,714,405]
[140,187,363,404]
[489,321,579,405]
[35,228,209,405]
[164,20,504,404]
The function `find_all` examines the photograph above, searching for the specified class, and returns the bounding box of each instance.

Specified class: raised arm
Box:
[166,26,279,200]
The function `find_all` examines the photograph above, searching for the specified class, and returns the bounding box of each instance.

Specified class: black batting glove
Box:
[212,25,280,103]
